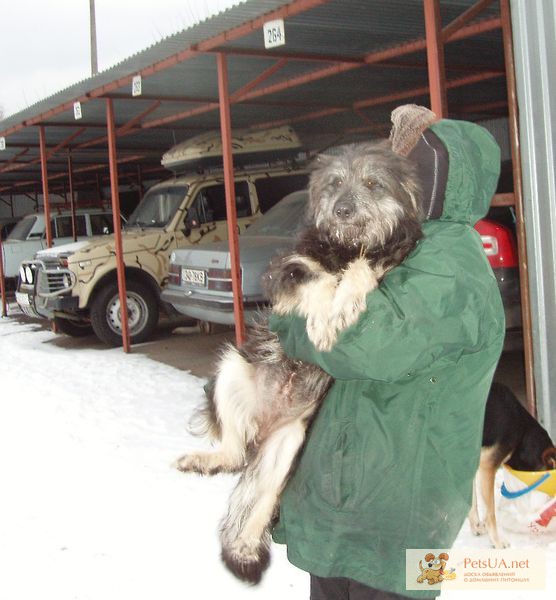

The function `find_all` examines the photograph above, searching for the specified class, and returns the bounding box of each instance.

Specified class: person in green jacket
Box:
[269,113,505,599]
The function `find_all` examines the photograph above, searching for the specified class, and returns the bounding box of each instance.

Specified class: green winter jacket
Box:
[269,120,505,598]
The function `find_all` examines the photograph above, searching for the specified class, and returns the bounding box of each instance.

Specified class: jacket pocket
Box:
[316,420,392,512]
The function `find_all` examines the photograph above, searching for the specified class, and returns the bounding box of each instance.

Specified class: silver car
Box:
[161,190,307,325]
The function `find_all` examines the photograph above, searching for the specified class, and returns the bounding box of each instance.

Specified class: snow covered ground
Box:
[0,311,554,599]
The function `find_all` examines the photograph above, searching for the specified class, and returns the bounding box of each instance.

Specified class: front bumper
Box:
[161,286,267,325]
[16,259,78,319]
[16,286,79,319]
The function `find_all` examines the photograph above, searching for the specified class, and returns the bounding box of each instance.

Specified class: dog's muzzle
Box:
[333,198,355,219]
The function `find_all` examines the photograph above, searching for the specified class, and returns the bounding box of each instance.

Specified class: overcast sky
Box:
[0,0,244,118]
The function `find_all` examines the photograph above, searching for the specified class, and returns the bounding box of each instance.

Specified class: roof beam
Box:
[442,0,496,40]
[239,16,501,103]
[251,70,503,130]
[0,127,87,174]
[76,100,162,149]
[0,0,328,138]
[136,15,502,134]
[230,58,290,102]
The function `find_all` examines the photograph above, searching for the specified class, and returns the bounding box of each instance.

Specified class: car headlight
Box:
[25,266,33,283]
[62,274,71,288]
[19,266,26,283]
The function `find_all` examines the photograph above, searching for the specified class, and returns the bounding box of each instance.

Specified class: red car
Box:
[474,207,521,344]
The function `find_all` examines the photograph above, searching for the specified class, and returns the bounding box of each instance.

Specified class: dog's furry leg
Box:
[468,475,487,536]
[272,256,341,351]
[175,346,260,475]
[220,418,307,584]
[478,448,510,549]
[324,258,381,349]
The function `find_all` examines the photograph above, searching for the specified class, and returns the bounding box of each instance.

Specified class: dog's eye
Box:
[364,179,376,189]
[332,178,343,188]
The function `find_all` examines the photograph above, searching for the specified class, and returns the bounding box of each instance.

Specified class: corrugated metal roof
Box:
[0,0,508,197]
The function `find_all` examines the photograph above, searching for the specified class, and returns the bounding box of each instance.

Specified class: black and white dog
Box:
[175,140,424,583]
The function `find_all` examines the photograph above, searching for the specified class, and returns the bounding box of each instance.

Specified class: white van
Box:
[3,208,115,282]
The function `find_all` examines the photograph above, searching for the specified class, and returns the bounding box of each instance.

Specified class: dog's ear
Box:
[424,553,435,562]
[310,152,335,171]
[439,553,449,561]
[542,447,556,469]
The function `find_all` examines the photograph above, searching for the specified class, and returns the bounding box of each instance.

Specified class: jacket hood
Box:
[409,119,501,226]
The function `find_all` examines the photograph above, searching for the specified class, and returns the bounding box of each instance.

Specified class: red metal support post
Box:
[106,98,131,352]
[0,229,7,317]
[67,151,77,241]
[38,126,54,247]
[500,0,535,415]
[424,0,448,118]
[216,52,245,347]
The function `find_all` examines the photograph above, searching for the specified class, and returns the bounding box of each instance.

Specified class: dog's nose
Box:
[333,199,355,219]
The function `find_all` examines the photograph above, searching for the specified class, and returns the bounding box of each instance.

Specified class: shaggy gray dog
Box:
[175,140,423,584]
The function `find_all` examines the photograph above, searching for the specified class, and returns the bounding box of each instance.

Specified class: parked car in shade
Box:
[14,126,309,346]
[0,216,20,240]
[161,190,308,325]
[162,191,522,337]
[3,208,115,286]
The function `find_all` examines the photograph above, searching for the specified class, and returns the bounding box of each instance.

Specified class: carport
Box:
[0,1,534,411]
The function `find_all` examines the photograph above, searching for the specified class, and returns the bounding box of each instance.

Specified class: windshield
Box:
[246,191,308,238]
[127,185,188,228]
[6,216,37,241]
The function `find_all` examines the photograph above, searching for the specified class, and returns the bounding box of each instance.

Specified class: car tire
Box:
[90,279,159,346]
[198,320,217,335]
[53,317,93,337]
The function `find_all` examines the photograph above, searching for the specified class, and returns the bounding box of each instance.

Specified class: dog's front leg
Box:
[313,258,380,351]
[220,418,307,584]
[175,346,259,475]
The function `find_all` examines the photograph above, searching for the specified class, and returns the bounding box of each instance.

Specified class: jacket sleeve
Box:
[268,263,504,383]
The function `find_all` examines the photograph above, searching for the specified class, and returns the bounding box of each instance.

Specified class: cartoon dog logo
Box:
[417,553,450,585]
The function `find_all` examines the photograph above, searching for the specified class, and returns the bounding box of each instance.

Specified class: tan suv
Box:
[16,127,308,345]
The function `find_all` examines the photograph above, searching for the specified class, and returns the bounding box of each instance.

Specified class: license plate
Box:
[15,291,30,307]
[182,268,206,286]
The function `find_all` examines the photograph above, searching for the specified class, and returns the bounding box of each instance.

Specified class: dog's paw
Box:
[173,452,242,475]
[469,519,487,536]
[221,535,271,584]
[492,539,510,549]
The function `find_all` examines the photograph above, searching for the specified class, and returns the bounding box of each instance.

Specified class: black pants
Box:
[310,575,414,600]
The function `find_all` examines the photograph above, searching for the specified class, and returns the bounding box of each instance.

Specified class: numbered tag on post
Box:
[132,74,142,97]
[263,19,286,49]
[0,137,5,151]
[73,101,83,120]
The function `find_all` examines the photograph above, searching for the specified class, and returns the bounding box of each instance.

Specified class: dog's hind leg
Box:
[175,345,260,475]
[478,447,510,549]
[220,418,307,583]
[468,475,487,536]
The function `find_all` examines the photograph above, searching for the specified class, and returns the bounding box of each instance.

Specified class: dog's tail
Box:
[188,375,222,440]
